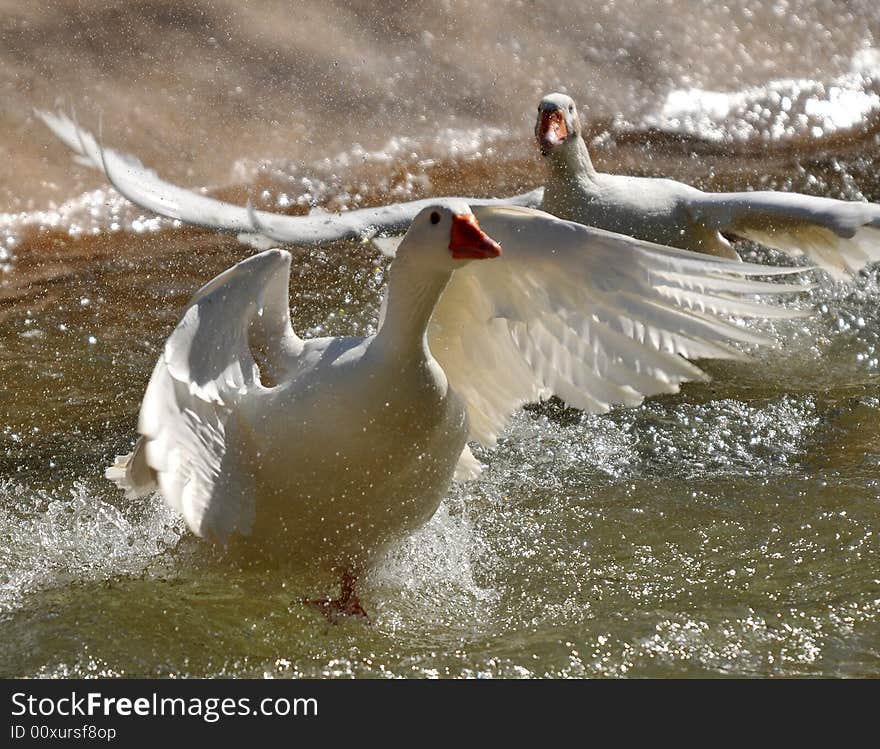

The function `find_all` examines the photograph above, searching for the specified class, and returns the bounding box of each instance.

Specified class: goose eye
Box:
[430,211,441,225]
[568,104,574,113]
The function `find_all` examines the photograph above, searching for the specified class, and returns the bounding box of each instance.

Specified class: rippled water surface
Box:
[2,1,880,677]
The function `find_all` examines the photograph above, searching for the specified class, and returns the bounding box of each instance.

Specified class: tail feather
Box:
[105,437,157,498]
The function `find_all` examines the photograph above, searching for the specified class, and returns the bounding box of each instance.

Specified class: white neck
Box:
[373,252,452,363]
[547,133,598,183]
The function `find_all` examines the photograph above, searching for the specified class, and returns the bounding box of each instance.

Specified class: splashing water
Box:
[3,1,880,678]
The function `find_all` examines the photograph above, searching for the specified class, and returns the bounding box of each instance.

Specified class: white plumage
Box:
[435,205,805,445]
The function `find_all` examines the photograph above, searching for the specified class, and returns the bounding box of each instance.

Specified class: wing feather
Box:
[36,110,543,248]
[108,249,299,543]
[430,206,811,446]
[688,190,880,278]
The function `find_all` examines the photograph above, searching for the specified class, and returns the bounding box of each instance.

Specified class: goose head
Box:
[377,202,502,343]
[396,202,502,273]
[535,92,583,157]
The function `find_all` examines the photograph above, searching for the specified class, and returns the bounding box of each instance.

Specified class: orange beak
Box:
[536,109,568,153]
[449,213,502,260]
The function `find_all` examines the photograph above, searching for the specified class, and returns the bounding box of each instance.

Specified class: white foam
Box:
[0,186,170,256]
[373,494,496,606]
[0,480,184,613]
[228,124,510,211]
[646,48,880,143]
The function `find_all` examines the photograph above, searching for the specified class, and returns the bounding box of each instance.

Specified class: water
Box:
[2,0,880,677]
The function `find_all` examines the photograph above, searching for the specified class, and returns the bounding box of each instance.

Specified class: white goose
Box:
[536,92,880,279]
[106,201,807,617]
[38,109,880,278]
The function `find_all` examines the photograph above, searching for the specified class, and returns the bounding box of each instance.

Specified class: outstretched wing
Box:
[36,110,544,249]
[430,206,811,446]
[107,249,301,543]
[688,190,880,279]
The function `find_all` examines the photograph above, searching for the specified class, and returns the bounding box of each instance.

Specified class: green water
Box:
[2,209,880,677]
[3,0,880,672]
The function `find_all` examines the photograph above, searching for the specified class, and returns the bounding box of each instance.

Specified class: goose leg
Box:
[304,569,369,622]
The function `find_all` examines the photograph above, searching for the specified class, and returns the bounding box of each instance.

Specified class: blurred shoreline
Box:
[2,0,879,210]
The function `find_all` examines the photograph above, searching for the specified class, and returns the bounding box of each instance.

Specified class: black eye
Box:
[569,104,574,113]
[430,211,440,225]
